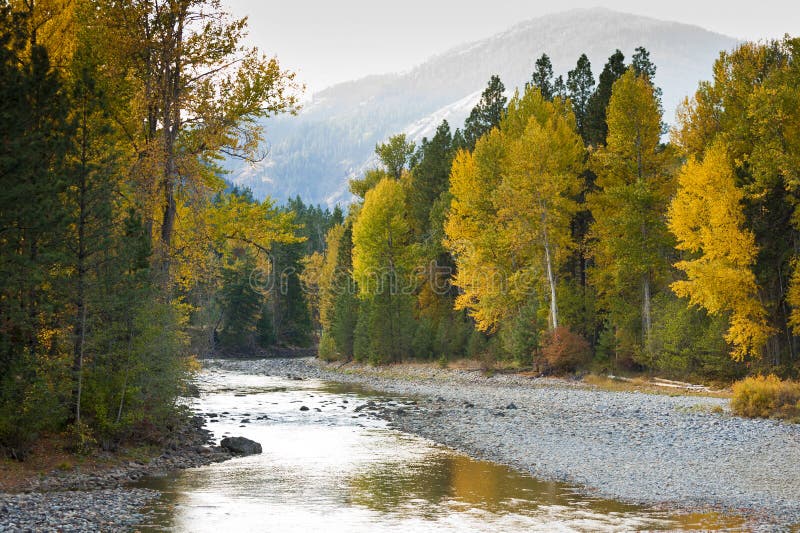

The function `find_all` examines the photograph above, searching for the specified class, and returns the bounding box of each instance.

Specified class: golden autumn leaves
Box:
[446,91,583,333]
[444,66,777,361]
[669,144,771,361]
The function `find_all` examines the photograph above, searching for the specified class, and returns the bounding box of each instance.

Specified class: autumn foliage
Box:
[540,327,592,373]
[731,376,800,420]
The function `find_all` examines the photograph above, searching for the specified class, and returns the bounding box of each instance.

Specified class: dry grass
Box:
[324,359,728,399]
[581,374,731,399]
[731,375,800,421]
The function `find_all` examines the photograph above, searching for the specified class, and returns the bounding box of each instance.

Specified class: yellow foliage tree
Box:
[497,98,585,329]
[444,130,508,332]
[445,88,584,333]
[352,178,414,296]
[669,142,772,360]
[307,223,345,330]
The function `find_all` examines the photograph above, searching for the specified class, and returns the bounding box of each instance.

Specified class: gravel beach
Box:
[216,357,800,530]
[0,416,231,532]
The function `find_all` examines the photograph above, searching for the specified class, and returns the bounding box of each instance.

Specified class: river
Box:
[134,364,745,532]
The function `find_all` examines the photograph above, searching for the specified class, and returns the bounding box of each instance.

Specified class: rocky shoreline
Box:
[5,357,800,531]
[215,357,800,531]
[0,415,233,532]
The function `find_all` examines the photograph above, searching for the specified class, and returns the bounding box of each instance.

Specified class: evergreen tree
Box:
[66,52,123,425]
[553,75,566,101]
[409,120,454,236]
[464,75,507,150]
[584,50,626,147]
[530,53,555,100]
[329,224,359,359]
[0,5,73,456]
[631,46,664,126]
[217,251,264,351]
[566,54,595,142]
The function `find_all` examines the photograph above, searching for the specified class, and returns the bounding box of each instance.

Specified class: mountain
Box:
[228,8,739,206]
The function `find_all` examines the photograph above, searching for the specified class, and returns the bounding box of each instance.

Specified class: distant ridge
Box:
[228,8,739,206]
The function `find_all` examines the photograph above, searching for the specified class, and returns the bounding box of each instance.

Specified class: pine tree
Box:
[584,50,626,147]
[530,53,555,100]
[464,75,507,150]
[66,51,123,424]
[566,54,595,142]
[0,5,74,456]
[409,120,454,236]
[329,224,359,359]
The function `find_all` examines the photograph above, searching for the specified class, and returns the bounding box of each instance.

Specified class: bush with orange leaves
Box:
[541,327,591,374]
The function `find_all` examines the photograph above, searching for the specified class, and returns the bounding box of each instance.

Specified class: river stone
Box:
[220,436,262,455]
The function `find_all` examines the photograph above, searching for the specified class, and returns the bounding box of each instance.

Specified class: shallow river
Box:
[135,365,745,532]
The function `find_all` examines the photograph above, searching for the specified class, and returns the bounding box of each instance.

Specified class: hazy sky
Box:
[224,1,799,94]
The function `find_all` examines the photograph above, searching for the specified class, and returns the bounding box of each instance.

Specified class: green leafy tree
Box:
[588,68,675,363]
[375,134,415,180]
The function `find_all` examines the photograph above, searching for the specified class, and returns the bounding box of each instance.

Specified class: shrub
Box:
[317,333,339,362]
[541,327,591,374]
[731,375,800,420]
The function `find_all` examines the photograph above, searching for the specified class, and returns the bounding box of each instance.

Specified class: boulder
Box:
[220,436,262,455]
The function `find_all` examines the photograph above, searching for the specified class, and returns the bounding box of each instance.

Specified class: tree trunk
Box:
[73,99,89,424]
[158,3,186,276]
[642,274,652,343]
[540,205,558,330]
[544,240,558,330]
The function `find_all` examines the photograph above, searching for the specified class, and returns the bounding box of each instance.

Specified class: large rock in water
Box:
[220,436,262,455]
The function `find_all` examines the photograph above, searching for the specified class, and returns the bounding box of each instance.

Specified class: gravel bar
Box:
[0,489,157,532]
[217,357,800,530]
[0,416,231,532]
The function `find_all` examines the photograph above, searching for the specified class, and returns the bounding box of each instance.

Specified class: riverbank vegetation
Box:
[305,40,800,396]
[0,0,307,459]
[731,375,800,421]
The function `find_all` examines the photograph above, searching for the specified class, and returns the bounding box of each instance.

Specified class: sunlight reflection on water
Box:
[135,365,745,532]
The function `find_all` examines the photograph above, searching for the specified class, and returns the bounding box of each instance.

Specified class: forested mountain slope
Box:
[228,7,738,205]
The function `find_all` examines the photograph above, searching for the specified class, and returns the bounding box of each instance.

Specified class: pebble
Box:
[0,489,156,532]
[0,416,232,532]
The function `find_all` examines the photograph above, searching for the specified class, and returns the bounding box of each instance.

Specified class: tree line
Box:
[305,40,800,382]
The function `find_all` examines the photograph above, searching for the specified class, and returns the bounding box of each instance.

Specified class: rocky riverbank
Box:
[215,357,800,530]
[0,415,232,532]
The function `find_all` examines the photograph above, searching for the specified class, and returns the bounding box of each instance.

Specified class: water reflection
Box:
[134,366,745,532]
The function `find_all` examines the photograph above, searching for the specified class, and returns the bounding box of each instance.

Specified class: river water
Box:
[134,365,745,532]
